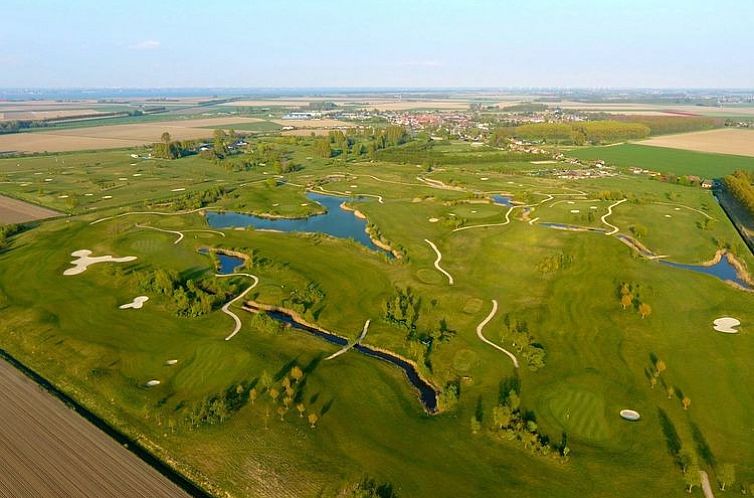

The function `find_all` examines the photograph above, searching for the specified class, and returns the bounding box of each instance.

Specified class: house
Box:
[701,179,714,189]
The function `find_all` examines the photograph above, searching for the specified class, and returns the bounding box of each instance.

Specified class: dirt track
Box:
[0,359,188,497]
[0,195,61,224]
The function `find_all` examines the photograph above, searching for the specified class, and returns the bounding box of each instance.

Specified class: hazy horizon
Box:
[3,0,753,89]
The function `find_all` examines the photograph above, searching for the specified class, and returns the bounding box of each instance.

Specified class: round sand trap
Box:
[350,184,358,188]
[165,359,179,366]
[102,195,112,199]
[119,177,128,181]
[119,296,149,310]
[713,317,740,334]
[64,249,137,276]
[480,177,489,181]
[146,380,161,387]
[570,209,580,214]
[674,207,681,211]
[665,214,672,218]
[428,218,439,223]
[590,206,598,210]
[619,409,640,421]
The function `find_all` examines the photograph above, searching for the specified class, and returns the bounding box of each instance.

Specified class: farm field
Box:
[1,133,753,497]
[571,143,754,178]
[0,117,264,153]
[640,128,754,157]
[0,358,188,497]
[0,194,61,223]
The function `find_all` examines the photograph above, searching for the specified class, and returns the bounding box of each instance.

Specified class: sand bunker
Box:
[713,317,741,334]
[428,218,439,223]
[145,380,160,387]
[63,249,137,276]
[165,359,178,366]
[119,296,149,309]
[570,209,580,213]
[619,409,640,421]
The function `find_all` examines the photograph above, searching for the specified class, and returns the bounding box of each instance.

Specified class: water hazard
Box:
[206,192,388,254]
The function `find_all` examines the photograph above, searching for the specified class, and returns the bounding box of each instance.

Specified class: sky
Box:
[1,0,753,89]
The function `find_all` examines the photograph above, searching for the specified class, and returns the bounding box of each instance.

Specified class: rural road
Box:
[216,273,260,341]
[424,239,454,284]
[476,299,519,368]
[0,358,188,497]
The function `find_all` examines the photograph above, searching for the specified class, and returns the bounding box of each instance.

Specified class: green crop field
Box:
[1,134,753,497]
[571,144,754,178]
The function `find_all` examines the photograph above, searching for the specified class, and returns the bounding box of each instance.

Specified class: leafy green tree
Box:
[718,463,735,491]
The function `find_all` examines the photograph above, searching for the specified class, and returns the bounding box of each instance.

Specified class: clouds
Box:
[129,40,160,50]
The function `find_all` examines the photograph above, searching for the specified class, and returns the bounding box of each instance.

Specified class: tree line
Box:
[511,121,650,145]
[724,170,754,217]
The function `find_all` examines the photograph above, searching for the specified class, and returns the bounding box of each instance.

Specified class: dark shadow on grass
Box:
[657,408,681,458]
[690,421,716,467]
[320,398,334,416]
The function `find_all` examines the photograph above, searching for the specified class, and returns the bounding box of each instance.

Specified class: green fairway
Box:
[1,133,754,497]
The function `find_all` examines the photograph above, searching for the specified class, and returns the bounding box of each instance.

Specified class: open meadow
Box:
[640,128,754,157]
[1,133,753,497]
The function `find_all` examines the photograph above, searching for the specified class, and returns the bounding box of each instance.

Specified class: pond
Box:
[662,256,751,290]
[492,194,513,206]
[206,192,388,255]
[251,305,438,413]
[217,254,244,275]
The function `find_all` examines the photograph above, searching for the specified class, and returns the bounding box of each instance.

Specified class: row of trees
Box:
[536,251,574,274]
[0,223,22,250]
[614,115,720,136]
[513,121,650,145]
[724,170,754,217]
[313,126,411,160]
[167,185,226,211]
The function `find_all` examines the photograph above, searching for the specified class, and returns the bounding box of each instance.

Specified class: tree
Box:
[269,388,280,403]
[650,377,657,389]
[685,462,701,493]
[655,360,667,376]
[260,370,272,390]
[678,449,694,474]
[682,396,691,410]
[719,463,735,491]
[161,131,172,145]
[296,403,305,418]
[621,293,633,310]
[277,405,287,421]
[291,366,304,382]
[249,388,258,405]
[639,302,652,319]
[308,412,319,428]
[667,386,675,399]
[283,396,293,408]
[492,405,512,429]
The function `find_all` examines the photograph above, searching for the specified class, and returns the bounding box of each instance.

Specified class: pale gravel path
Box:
[652,201,714,220]
[476,300,519,368]
[700,470,715,498]
[601,198,627,235]
[453,193,555,233]
[424,239,454,285]
[325,319,371,360]
[135,224,225,244]
[90,208,206,225]
[215,273,259,341]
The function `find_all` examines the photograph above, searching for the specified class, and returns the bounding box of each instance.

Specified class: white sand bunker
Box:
[665,214,672,218]
[119,296,149,309]
[480,177,489,181]
[428,218,439,223]
[350,184,358,188]
[713,317,741,334]
[171,188,185,192]
[63,249,137,276]
[145,380,160,387]
[619,409,640,421]
[570,209,580,214]
[165,359,179,366]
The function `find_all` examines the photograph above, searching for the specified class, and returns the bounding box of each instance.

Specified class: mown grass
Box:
[1,139,754,497]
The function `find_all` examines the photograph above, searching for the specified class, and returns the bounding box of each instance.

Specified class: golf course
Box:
[1,127,753,497]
